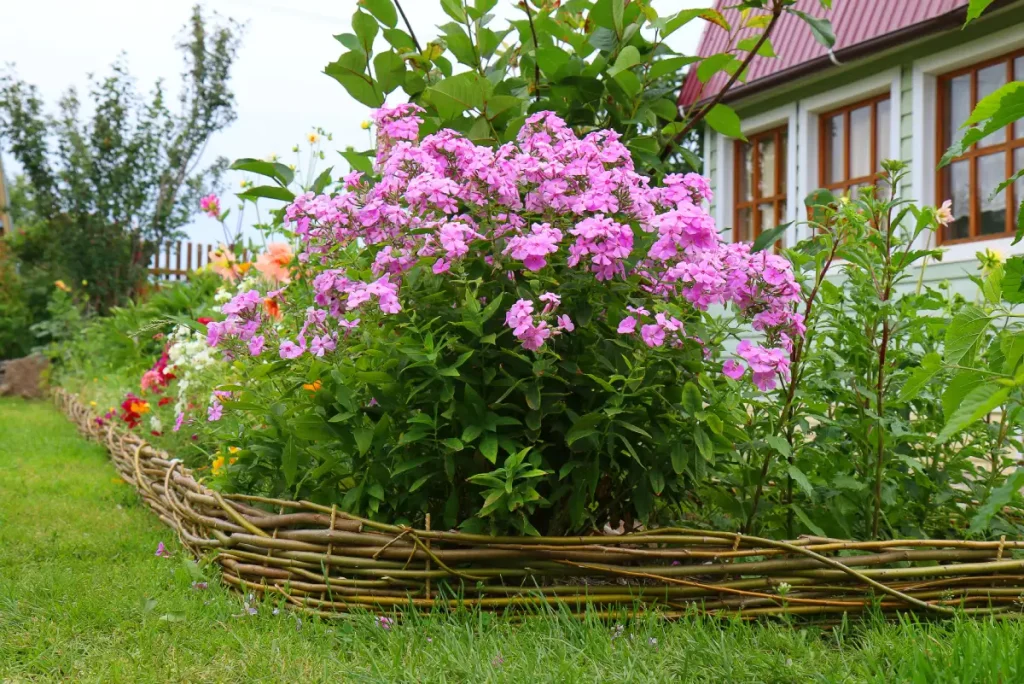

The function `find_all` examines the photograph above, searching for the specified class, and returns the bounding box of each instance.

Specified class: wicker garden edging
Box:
[55,389,1024,621]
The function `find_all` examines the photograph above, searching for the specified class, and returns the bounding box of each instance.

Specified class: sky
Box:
[1,0,708,243]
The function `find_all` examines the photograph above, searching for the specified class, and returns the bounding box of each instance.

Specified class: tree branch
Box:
[660,0,785,162]
[521,1,542,102]
[394,0,423,55]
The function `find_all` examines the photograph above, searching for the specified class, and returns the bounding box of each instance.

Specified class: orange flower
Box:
[254,242,294,284]
[303,379,322,392]
[263,297,282,321]
[54,280,71,292]
[237,262,252,275]
[128,400,151,415]
[208,245,241,282]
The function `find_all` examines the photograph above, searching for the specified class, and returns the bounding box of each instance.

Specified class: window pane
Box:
[738,142,753,202]
[876,99,891,166]
[850,105,872,178]
[944,74,971,148]
[944,160,970,241]
[1017,57,1024,139]
[778,132,788,194]
[758,136,776,197]
[736,208,753,243]
[977,63,1007,147]
[825,115,845,184]
[979,153,1007,235]
[1015,148,1024,217]
[758,203,774,237]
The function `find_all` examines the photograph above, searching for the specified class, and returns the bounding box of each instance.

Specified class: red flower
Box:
[158,397,172,407]
[197,317,213,325]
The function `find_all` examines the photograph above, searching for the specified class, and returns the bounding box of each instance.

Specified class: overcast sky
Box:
[2,0,707,243]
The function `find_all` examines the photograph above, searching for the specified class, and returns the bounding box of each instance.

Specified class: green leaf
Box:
[751,222,791,252]
[442,437,465,451]
[787,465,814,498]
[356,371,394,385]
[230,158,294,187]
[791,504,826,537]
[653,9,729,38]
[944,305,991,366]
[788,9,835,48]
[480,292,504,323]
[694,426,713,461]
[696,54,734,84]
[311,166,334,195]
[480,433,499,463]
[737,36,775,57]
[611,0,625,33]
[383,28,416,50]
[703,103,745,140]
[440,0,466,22]
[354,427,373,455]
[325,52,384,107]
[941,83,1024,165]
[425,72,492,120]
[361,0,398,28]
[536,46,571,79]
[461,424,483,443]
[373,51,407,94]
[898,352,943,402]
[965,0,997,25]
[409,473,435,492]
[649,56,700,82]
[670,442,687,475]
[942,370,987,419]
[282,439,298,486]
[765,435,791,458]
[937,382,1010,443]
[566,412,605,446]
[681,382,702,415]
[340,149,374,175]
[608,46,642,77]
[969,468,1024,533]
[351,10,379,53]
[649,469,665,496]
[236,185,296,204]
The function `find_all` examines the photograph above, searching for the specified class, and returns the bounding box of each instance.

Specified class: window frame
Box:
[817,92,892,196]
[732,124,788,243]
[935,47,1024,245]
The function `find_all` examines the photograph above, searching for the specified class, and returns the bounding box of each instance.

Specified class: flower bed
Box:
[57,389,1024,621]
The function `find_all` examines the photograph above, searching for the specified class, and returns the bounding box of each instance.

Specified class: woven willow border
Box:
[56,389,1024,620]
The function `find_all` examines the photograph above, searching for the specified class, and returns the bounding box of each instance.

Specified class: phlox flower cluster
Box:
[504,293,574,351]
[166,323,222,430]
[206,106,803,390]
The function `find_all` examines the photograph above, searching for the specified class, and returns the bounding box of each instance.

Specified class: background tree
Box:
[0,5,241,318]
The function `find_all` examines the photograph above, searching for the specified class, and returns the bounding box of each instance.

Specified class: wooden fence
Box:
[148,241,248,281]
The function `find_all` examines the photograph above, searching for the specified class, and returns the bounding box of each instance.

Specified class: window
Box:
[819,93,891,197]
[733,126,787,243]
[937,49,1024,243]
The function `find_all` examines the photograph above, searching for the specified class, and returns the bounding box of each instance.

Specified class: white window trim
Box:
[912,25,1024,263]
[714,104,798,245]
[796,68,901,244]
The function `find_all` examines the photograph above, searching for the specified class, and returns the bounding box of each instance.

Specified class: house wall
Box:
[702,1,1024,300]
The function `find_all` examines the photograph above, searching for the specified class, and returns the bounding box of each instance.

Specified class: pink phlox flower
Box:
[155,542,171,557]
[617,316,638,335]
[279,339,305,359]
[539,292,561,314]
[556,314,574,332]
[504,222,562,271]
[722,359,745,380]
[640,324,666,348]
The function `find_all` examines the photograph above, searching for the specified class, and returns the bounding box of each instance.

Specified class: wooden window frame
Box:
[733,125,787,243]
[818,92,891,196]
[936,47,1024,245]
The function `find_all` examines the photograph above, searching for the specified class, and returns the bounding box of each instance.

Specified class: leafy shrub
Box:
[198,107,803,535]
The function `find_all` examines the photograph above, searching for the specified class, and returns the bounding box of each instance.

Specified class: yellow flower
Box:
[211,454,226,476]
[289,164,297,171]
[308,132,320,144]
[237,262,252,274]
[228,446,240,454]
[54,280,71,292]
[839,196,850,205]
[239,179,248,188]
[303,379,322,392]
[360,120,371,130]
[89,401,97,407]
[267,153,279,162]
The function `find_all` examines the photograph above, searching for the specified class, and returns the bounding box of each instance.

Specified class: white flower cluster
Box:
[167,325,220,417]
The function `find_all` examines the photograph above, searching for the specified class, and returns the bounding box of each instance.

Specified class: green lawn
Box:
[2,398,1024,683]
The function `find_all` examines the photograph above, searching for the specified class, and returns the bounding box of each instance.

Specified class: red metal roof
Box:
[679,0,969,105]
